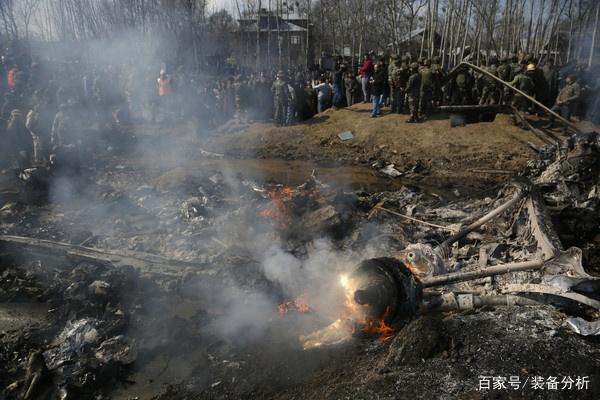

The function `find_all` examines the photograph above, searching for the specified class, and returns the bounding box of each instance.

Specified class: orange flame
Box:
[278,295,314,315]
[355,307,396,341]
[260,187,296,229]
[359,318,395,341]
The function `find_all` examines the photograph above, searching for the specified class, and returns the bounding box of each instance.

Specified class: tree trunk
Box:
[257,1,262,70]
[589,0,600,67]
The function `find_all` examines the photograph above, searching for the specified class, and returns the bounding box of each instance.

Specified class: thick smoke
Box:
[1,25,379,354]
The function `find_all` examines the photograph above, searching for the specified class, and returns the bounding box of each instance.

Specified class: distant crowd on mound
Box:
[1,47,599,183]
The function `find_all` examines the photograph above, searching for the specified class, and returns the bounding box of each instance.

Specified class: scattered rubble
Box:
[0,129,599,398]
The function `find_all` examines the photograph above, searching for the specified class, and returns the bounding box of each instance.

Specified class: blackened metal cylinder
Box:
[350,257,422,323]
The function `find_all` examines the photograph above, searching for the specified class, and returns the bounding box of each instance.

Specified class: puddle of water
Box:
[194,159,407,192]
[121,156,408,192]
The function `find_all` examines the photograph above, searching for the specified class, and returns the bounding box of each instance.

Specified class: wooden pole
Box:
[588,0,600,67]
[461,61,583,133]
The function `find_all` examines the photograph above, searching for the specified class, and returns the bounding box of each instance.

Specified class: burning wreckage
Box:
[0,127,599,399]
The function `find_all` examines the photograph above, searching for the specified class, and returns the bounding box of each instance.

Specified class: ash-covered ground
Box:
[1,119,599,400]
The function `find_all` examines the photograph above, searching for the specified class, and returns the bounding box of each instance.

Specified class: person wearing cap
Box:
[506,63,536,112]
[546,75,580,130]
[405,62,421,123]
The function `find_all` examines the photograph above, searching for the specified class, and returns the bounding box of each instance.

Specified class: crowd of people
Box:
[312,53,599,125]
[1,46,599,192]
[264,52,600,128]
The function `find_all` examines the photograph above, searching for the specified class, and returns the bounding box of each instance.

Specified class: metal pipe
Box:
[510,105,562,144]
[437,184,528,251]
[421,259,544,288]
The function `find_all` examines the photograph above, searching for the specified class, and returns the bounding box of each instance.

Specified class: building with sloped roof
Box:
[236,8,313,68]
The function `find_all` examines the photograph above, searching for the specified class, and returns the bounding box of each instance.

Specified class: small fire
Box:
[278,295,313,315]
[357,307,395,341]
[259,187,295,229]
[300,274,397,349]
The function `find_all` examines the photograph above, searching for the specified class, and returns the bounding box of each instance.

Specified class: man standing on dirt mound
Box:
[418,59,433,121]
[359,54,374,103]
[271,70,289,126]
[369,62,385,118]
[545,75,580,132]
[405,62,421,123]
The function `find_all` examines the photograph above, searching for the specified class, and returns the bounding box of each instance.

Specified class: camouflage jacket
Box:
[271,79,289,103]
[406,72,421,98]
[390,64,409,89]
[419,67,433,91]
[508,73,535,96]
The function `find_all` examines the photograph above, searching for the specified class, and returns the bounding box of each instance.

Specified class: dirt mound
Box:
[381,316,450,367]
[204,104,546,189]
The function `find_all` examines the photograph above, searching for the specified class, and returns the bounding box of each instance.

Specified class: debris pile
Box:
[0,131,599,398]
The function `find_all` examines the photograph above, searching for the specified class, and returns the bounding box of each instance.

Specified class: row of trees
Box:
[0,0,598,68]
[311,0,600,67]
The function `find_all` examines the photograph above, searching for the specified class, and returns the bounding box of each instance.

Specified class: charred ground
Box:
[1,109,600,400]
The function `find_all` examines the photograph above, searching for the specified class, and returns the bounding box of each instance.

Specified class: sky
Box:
[209,0,235,13]
[208,0,282,14]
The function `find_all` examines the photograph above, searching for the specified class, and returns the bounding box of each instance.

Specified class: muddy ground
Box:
[1,108,599,399]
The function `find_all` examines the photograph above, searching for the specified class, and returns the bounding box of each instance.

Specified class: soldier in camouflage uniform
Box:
[405,62,421,123]
[430,56,446,106]
[509,55,521,81]
[479,57,501,105]
[530,60,549,110]
[6,109,33,169]
[497,57,511,104]
[418,58,433,120]
[542,58,559,107]
[506,63,536,112]
[450,66,473,105]
[390,56,409,114]
[506,55,521,104]
[50,101,81,176]
[271,70,289,126]
[286,78,296,125]
[497,57,511,81]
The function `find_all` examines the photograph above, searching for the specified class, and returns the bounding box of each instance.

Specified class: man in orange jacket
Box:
[7,64,18,89]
